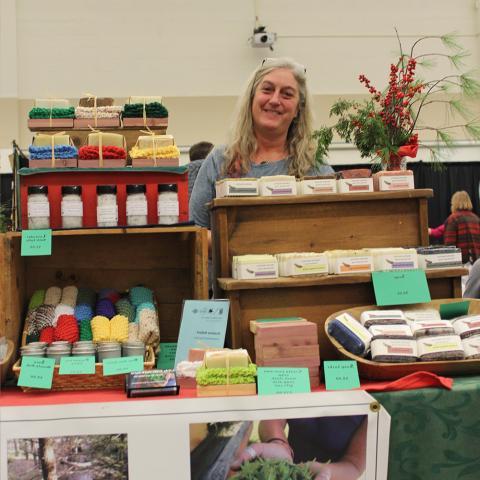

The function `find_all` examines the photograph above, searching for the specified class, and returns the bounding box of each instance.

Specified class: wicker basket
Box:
[0,339,14,385]
[12,345,155,392]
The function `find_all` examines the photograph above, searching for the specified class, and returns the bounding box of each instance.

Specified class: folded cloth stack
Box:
[28,107,75,119]
[129,144,180,160]
[29,145,78,160]
[122,102,168,118]
[78,145,126,160]
[75,106,123,119]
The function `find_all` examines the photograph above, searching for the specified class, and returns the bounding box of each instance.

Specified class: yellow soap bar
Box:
[33,134,71,147]
[88,132,125,148]
[204,349,249,369]
[137,134,174,149]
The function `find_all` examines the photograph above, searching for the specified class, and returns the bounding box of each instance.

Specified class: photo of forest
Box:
[7,433,128,480]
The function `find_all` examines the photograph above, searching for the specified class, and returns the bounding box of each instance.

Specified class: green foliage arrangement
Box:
[195,364,257,386]
[231,457,314,480]
[314,31,480,168]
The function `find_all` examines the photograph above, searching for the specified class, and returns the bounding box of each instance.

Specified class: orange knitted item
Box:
[39,326,55,344]
[54,314,79,343]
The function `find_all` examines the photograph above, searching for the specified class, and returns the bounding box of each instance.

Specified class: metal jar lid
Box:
[25,341,48,349]
[28,185,48,195]
[126,184,146,195]
[62,185,82,195]
[158,183,177,193]
[97,185,117,195]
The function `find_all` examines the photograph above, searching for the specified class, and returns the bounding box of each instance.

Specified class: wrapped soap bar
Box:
[259,175,297,196]
[204,349,249,369]
[417,335,464,361]
[370,247,418,271]
[276,252,329,277]
[87,132,125,148]
[368,324,413,340]
[327,312,372,357]
[79,97,114,107]
[337,177,374,193]
[416,246,463,269]
[373,170,414,191]
[35,98,70,108]
[232,255,278,280]
[462,337,480,359]
[409,319,455,338]
[337,169,372,179]
[452,314,480,339]
[326,250,374,274]
[298,177,337,195]
[371,338,418,362]
[175,360,202,388]
[137,134,174,149]
[32,133,71,147]
[360,310,407,328]
[215,178,259,198]
[404,309,441,323]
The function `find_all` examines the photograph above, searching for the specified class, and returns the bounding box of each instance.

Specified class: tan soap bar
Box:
[129,96,163,104]
[88,132,125,148]
[204,349,249,369]
[33,133,71,146]
[137,134,174,149]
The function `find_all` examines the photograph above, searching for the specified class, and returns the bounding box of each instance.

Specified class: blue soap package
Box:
[328,312,373,357]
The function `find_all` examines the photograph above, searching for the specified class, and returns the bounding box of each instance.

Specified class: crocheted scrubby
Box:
[26,304,56,335]
[79,319,93,341]
[138,308,160,346]
[28,106,75,119]
[98,288,121,304]
[74,304,94,323]
[122,102,168,118]
[78,145,126,160]
[61,286,78,308]
[129,286,154,307]
[39,326,55,344]
[54,315,79,343]
[91,315,110,342]
[44,286,62,306]
[115,298,135,323]
[28,145,78,160]
[110,315,129,343]
[96,298,116,319]
[134,302,156,323]
[53,304,75,327]
[129,145,180,160]
[28,290,45,311]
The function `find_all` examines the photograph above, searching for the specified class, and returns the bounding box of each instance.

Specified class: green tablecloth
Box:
[372,376,480,480]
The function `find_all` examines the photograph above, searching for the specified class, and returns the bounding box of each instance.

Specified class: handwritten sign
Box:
[324,360,360,390]
[157,343,177,369]
[372,269,430,306]
[257,367,311,395]
[102,356,144,376]
[59,356,96,375]
[21,229,52,256]
[18,357,55,389]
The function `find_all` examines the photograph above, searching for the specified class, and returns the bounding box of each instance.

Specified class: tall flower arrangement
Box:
[314,32,480,169]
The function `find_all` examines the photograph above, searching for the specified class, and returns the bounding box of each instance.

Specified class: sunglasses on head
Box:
[261,57,307,74]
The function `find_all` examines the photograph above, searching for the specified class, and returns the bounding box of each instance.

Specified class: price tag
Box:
[158,200,179,216]
[157,343,177,369]
[126,200,147,216]
[323,360,360,391]
[18,357,55,389]
[59,356,96,375]
[27,202,50,217]
[257,367,310,395]
[97,205,118,223]
[102,356,143,376]
[61,201,83,217]
[372,269,431,306]
[21,229,52,256]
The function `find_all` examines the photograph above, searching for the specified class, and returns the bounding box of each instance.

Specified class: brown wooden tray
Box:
[324,298,480,380]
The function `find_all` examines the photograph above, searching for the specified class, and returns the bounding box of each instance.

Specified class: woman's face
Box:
[251,68,300,137]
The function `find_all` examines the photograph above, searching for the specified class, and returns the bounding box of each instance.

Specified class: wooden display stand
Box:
[210,190,465,360]
[0,226,208,363]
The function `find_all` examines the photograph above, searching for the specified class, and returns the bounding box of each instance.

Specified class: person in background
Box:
[464,257,480,298]
[188,141,214,199]
[189,57,334,231]
[428,223,445,243]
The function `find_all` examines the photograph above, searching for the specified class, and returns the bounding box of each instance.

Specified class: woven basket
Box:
[12,345,155,392]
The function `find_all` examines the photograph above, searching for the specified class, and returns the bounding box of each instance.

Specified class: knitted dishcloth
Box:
[25,304,56,335]
[39,326,55,344]
[122,102,168,118]
[129,145,180,160]
[61,285,78,308]
[28,290,45,311]
[53,304,75,327]
[96,298,116,319]
[54,315,79,343]
[110,315,129,343]
[128,323,140,342]
[78,145,126,160]
[74,304,94,322]
[28,106,75,119]
[75,106,123,119]
[79,319,93,341]
[138,309,160,346]
[91,315,110,342]
[134,302,156,323]
[29,145,78,160]
[129,286,154,306]
[115,298,135,323]
[44,286,62,305]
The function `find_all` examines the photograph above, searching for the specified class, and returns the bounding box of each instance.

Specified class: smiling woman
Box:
[189,57,334,229]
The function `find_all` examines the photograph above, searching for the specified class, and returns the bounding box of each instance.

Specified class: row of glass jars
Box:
[27,183,180,229]
[21,340,146,364]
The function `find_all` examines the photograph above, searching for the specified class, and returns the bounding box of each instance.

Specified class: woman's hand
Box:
[230,442,293,470]
[308,461,332,480]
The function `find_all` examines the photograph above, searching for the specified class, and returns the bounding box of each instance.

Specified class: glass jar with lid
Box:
[96,185,118,227]
[61,185,83,229]
[157,184,179,225]
[126,184,148,226]
[27,185,50,230]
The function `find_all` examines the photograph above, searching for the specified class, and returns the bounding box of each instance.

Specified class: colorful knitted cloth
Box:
[134,302,156,323]
[28,107,75,119]
[29,145,78,160]
[98,288,121,304]
[28,290,45,311]
[110,315,129,343]
[138,308,160,347]
[129,286,154,306]
[39,326,55,344]
[129,145,180,159]
[91,315,111,342]
[44,286,62,305]
[79,319,93,341]
[122,102,168,118]
[78,145,126,160]
[115,298,135,323]
[96,298,116,319]
[61,286,78,308]
[25,304,56,335]
[74,304,94,322]
[54,315,79,343]
[53,304,75,327]
[75,106,122,119]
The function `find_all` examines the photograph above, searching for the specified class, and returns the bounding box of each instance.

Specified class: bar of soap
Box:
[404,309,441,322]
[417,335,464,361]
[130,96,163,104]
[33,134,71,147]
[204,349,249,369]
[409,319,455,338]
[215,178,259,197]
[370,248,418,271]
[452,315,480,339]
[88,132,125,148]
[327,312,372,357]
[371,338,418,362]
[368,324,413,340]
[360,310,407,328]
[259,175,297,196]
[137,134,174,149]
[462,337,480,359]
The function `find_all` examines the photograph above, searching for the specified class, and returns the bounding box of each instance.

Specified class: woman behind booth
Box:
[189,57,334,229]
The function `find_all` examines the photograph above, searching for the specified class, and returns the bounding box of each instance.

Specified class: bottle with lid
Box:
[126,184,148,226]
[61,185,83,229]
[27,185,50,230]
[97,185,118,227]
[157,184,179,225]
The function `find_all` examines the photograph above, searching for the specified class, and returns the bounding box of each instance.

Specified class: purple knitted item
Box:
[95,298,116,319]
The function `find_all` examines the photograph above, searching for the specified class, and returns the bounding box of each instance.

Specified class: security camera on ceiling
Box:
[250,25,277,50]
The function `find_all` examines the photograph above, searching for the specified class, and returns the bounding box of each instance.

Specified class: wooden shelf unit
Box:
[210,189,464,360]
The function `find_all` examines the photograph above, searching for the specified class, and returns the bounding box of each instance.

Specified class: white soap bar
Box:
[409,319,455,338]
[360,310,407,327]
[371,248,418,271]
[337,178,373,193]
[417,335,464,360]
[137,134,174,149]
[215,178,259,198]
[417,251,463,269]
[452,315,480,339]
[232,255,278,280]
[277,253,328,277]
[404,309,441,322]
[371,338,417,361]
[259,176,297,196]
[462,337,480,358]
[298,178,337,195]
[368,324,413,339]
[327,252,374,275]
[378,174,414,191]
